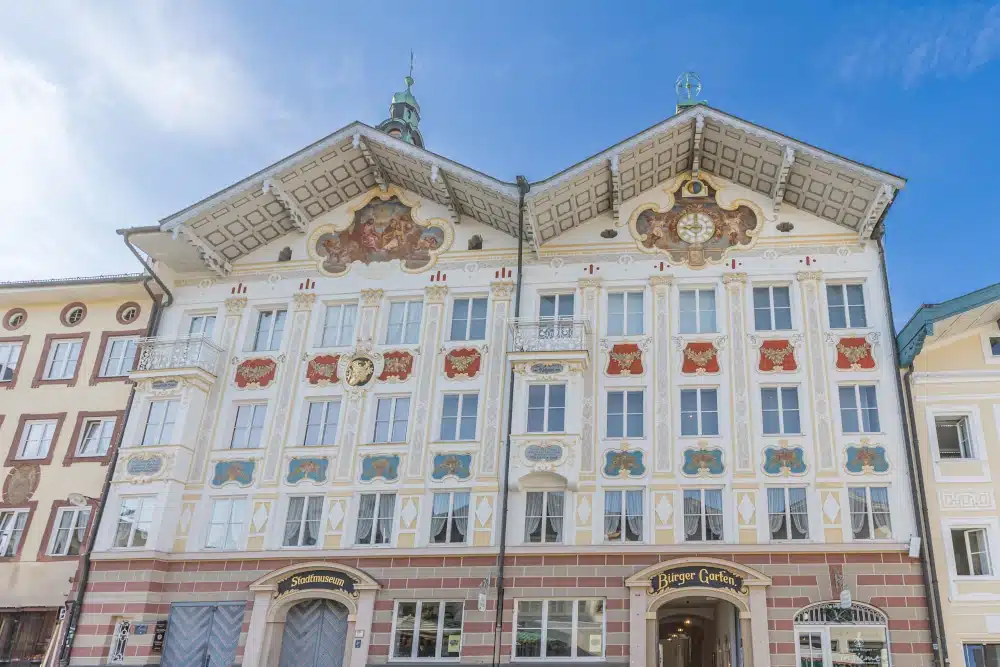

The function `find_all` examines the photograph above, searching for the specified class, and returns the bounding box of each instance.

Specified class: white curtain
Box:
[789,489,809,536]
[304,497,322,545]
[453,493,469,539]
[625,491,643,539]
[604,492,622,540]
[546,492,564,542]
[849,488,868,535]
[284,497,303,546]
[524,492,543,540]
[683,493,701,538]
[705,490,723,539]
[767,488,786,536]
[376,494,395,543]
[870,488,890,535]
[431,493,450,541]
[356,494,376,543]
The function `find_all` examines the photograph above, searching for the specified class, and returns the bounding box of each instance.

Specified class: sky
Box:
[0,0,997,324]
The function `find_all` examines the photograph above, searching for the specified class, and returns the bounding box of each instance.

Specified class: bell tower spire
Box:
[377,51,424,148]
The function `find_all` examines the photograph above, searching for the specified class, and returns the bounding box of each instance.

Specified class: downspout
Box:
[59,229,173,666]
[492,176,530,667]
[875,227,948,667]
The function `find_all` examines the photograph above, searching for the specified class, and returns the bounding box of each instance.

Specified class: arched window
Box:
[793,602,890,667]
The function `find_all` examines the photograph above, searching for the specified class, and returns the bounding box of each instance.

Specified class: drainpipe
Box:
[492,176,530,667]
[875,228,948,667]
[59,229,173,666]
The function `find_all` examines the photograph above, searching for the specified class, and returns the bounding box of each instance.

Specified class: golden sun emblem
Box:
[345,357,375,387]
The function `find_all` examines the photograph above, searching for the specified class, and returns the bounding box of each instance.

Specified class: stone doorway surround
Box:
[242,561,381,667]
[625,557,771,667]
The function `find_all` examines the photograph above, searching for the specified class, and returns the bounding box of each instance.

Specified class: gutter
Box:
[492,175,530,667]
[117,227,174,308]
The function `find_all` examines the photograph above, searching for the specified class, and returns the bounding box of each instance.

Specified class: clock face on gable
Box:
[676,211,716,244]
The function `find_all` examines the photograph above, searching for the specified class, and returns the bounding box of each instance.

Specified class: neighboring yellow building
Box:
[898,282,1000,667]
[0,274,154,666]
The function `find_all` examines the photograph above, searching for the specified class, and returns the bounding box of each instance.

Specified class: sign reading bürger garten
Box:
[648,566,748,595]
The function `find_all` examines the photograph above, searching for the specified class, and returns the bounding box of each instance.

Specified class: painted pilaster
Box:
[722,273,754,475]
[578,278,601,473]
[796,271,837,474]
[406,285,447,478]
[650,275,674,473]
[480,281,514,476]
[335,289,382,481]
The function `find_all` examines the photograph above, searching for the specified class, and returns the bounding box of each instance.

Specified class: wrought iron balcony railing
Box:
[133,335,223,376]
[509,318,590,353]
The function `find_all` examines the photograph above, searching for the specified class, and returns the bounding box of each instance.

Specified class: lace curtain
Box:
[870,487,890,535]
[356,494,376,543]
[767,488,786,535]
[453,493,469,539]
[789,488,809,536]
[625,490,643,539]
[524,492,543,540]
[849,488,867,535]
[604,492,622,540]
[705,489,723,539]
[376,494,395,544]
[546,492,564,542]
[683,493,701,538]
[431,493,451,542]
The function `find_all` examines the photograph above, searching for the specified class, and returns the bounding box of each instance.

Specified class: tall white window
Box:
[953,528,993,576]
[761,387,801,435]
[304,400,340,446]
[282,496,323,547]
[429,492,470,544]
[936,416,973,459]
[113,497,154,548]
[108,620,131,665]
[604,490,643,542]
[141,400,178,446]
[77,418,116,457]
[231,404,267,449]
[753,286,793,331]
[827,284,867,329]
[679,289,717,334]
[839,385,880,433]
[99,336,139,377]
[188,314,216,338]
[607,390,643,438]
[524,491,564,543]
[356,493,395,546]
[392,601,464,659]
[0,510,29,557]
[44,339,82,380]
[374,396,410,443]
[514,600,605,659]
[683,489,723,542]
[991,337,1000,356]
[0,342,22,383]
[607,291,644,336]
[321,303,357,347]
[680,388,719,436]
[848,487,891,540]
[440,393,478,441]
[48,507,91,556]
[767,488,809,541]
[386,301,423,345]
[252,309,287,351]
[17,421,57,460]
[206,498,246,550]
[539,293,574,320]
[527,384,566,433]
[450,297,488,341]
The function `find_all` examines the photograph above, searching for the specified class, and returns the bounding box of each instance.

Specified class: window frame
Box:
[682,488,725,542]
[205,497,247,551]
[230,403,268,450]
[303,399,342,446]
[603,489,643,543]
[0,340,24,384]
[373,395,411,444]
[43,338,83,380]
[428,491,471,545]
[847,486,892,541]
[0,509,30,558]
[281,495,325,548]
[449,297,488,342]
[952,527,994,577]
[17,420,57,460]
[606,389,644,439]
[761,386,802,436]
[439,392,479,442]
[606,290,644,336]
[76,417,117,457]
[512,598,606,660]
[752,284,793,332]
[538,292,576,321]
[826,282,868,330]
[524,490,566,544]
[140,399,179,446]
[99,335,140,378]
[319,302,358,348]
[389,599,465,661]
[526,383,567,434]
[47,506,92,557]
[838,384,881,434]
[386,300,424,345]
[679,387,720,437]
[113,496,155,549]
[678,288,718,334]
[793,621,890,667]
[934,415,975,460]
[355,491,396,547]
[186,312,218,339]
[766,487,810,542]
[251,308,288,352]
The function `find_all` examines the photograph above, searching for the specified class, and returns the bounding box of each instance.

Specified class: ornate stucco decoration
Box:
[308,187,453,277]
[2,465,41,504]
[443,346,484,380]
[211,460,256,488]
[337,351,385,396]
[233,357,281,389]
[305,354,340,385]
[600,339,649,377]
[514,439,574,473]
[826,332,880,371]
[628,173,762,268]
[749,336,802,373]
[681,443,725,477]
[377,350,415,382]
[844,439,889,474]
[431,454,473,481]
[602,446,647,478]
[360,455,401,482]
[287,457,329,484]
[762,443,807,476]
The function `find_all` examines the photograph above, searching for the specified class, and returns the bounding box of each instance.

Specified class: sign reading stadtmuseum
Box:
[648,566,748,595]
[276,569,359,599]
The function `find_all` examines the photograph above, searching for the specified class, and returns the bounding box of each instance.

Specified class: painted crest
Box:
[606,343,644,376]
[602,448,646,478]
[845,444,889,474]
[305,354,340,385]
[431,454,472,481]
[360,455,400,482]
[444,348,482,379]
[287,457,329,484]
[2,465,41,505]
[762,446,807,476]
[758,339,797,372]
[681,342,720,375]
[378,351,414,382]
[681,447,725,476]
[234,358,277,389]
[344,356,376,387]
[211,460,255,487]
[835,337,875,371]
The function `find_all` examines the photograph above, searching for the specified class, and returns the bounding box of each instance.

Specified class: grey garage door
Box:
[278,599,348,667]
[160,602,244,667]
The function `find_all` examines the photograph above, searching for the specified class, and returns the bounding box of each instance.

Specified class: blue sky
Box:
[1,1,997,323]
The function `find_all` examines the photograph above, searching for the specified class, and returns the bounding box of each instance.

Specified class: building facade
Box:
[897,283,1000,667]
[69,79,935,667]
[0,275,154,666]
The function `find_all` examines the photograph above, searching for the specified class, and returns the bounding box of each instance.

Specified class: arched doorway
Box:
[278,599,350,667]
[655,596,741,667]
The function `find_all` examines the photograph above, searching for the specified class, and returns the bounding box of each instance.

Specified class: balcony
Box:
[131,335,223,381]
[509,318,590,353]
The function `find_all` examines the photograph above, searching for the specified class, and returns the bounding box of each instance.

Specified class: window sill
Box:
[954,574,999,581]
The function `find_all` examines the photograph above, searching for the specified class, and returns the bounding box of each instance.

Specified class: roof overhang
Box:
[0,273,148,306]
[897,282,1000,366]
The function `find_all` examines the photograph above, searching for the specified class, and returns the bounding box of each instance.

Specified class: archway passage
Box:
[278,599,349,667]
[656,596,743,667]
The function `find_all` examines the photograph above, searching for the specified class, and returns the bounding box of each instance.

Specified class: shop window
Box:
[794,602,888,667]
[514,599,605,659]
[391,600,463,659]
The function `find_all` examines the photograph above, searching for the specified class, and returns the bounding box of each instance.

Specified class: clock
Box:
[677,211,716,244]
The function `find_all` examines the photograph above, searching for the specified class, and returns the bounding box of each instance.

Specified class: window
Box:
[141,400,178,446]
[0,510,28,557]
[966,644,1000,667]
[206,498,246,550]
[827,284,867,329]
[108,620,131,665]
[392,600,464,659]
[514,599,605,659]
[374,396,410,443]
[450,297,488,341]
[429,492,470,544]
[282,496,323,547]
[99,336,139,377]
[524,491,564,543]
[356,493,395,546]
[113,497,154,548]
[527,384,566,433]
[252,309,287,351]
[991,337,1000,356]
[607,390,643,438]
[387,301,423,345]
[936,416,973,459]
[17,421,56,460]
[321,303,357,347]
[231,404,267,449]
[753,286,792,331]
[683,489,723,542]
[604,490,642,542]
[77,417,116,457]
[680,388,719,436]
[953,528,992,576]
[839,385,880,433]
[767,488,808,541]
[188,314,216,338]
[848,487,891,540]
[795,620,890,667]
[761,387,801,435]
[539,293,574,320]
[0,342,22,382]
[48,507,91,556]
[44,339,82,380]
[607,291,643,336]
[304,400,341,446]
[440,394,478,441]
[679,289,716,334]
